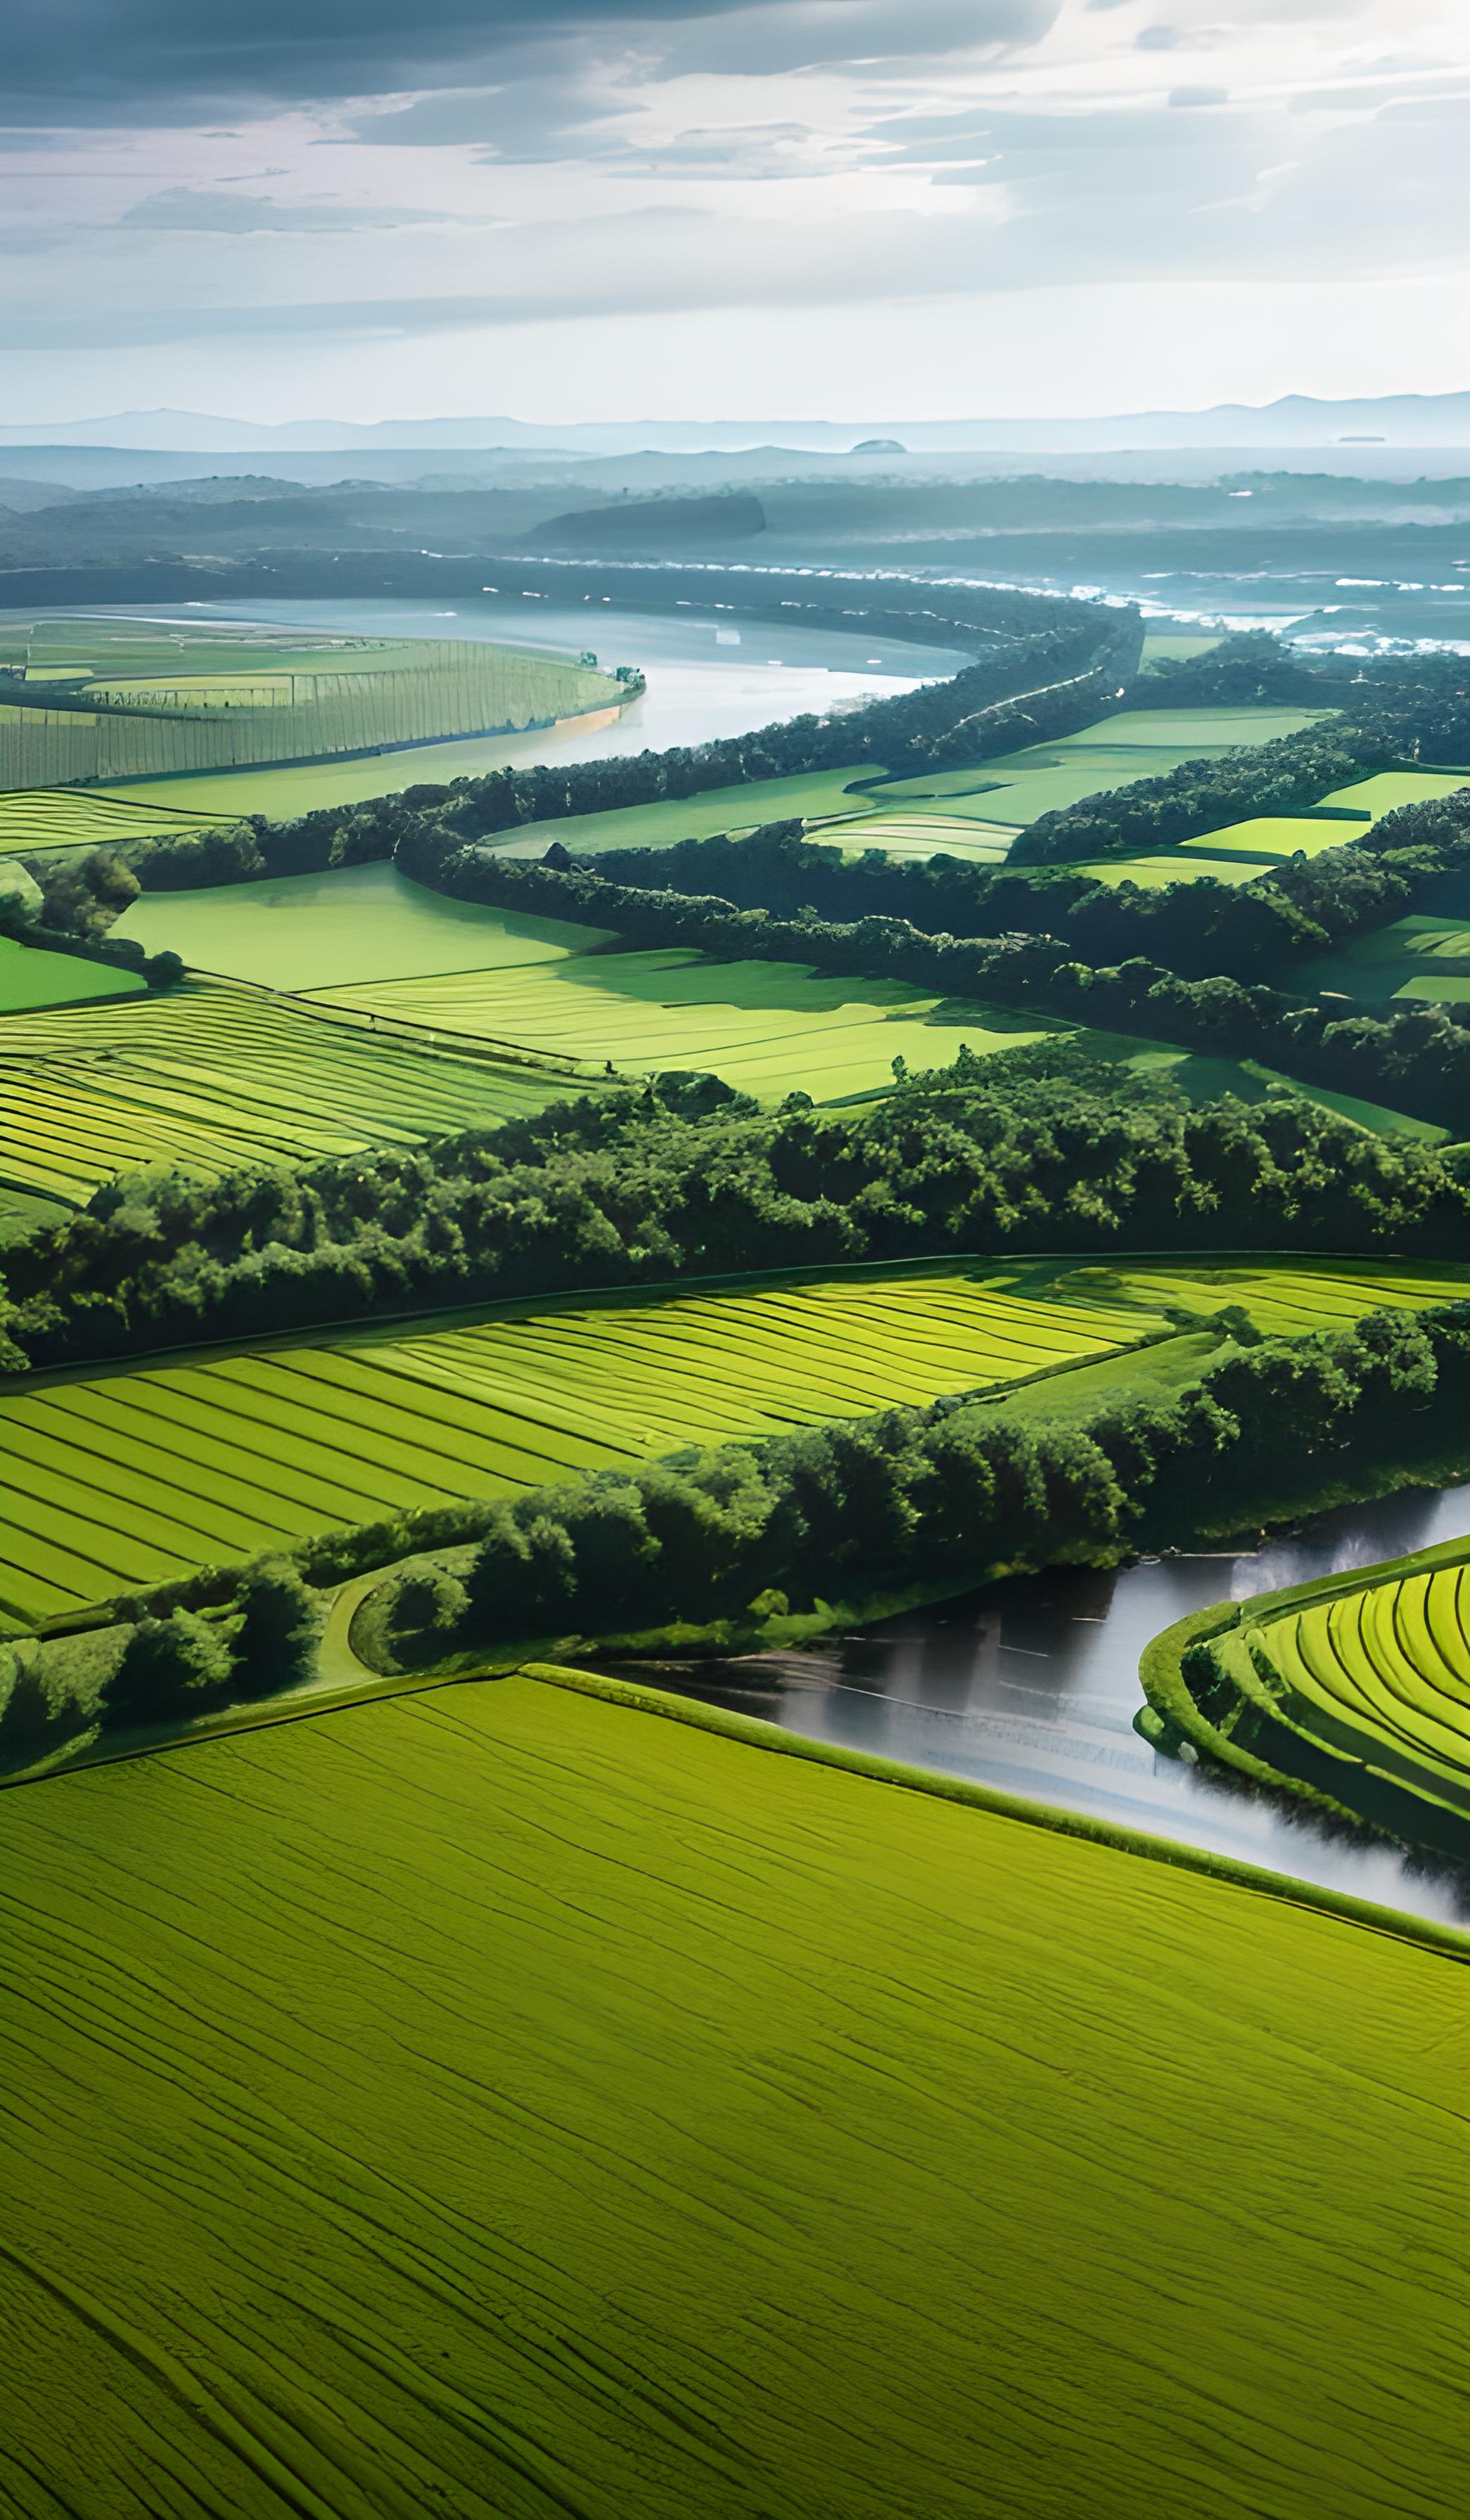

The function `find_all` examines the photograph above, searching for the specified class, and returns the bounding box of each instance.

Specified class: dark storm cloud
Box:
[1,1,1053,125]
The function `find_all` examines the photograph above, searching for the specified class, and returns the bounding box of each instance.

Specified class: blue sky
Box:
[2,0,1466,422]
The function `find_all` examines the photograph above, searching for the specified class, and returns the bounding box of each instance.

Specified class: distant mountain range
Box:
[1,394,1469,454]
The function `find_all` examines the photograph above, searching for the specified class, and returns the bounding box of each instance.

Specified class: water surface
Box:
[638,1481,1470,1925]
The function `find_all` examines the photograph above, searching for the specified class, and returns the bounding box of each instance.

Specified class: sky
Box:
[2,0,1467,425]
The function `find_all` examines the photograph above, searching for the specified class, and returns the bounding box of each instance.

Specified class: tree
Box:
[384,1568,468,1656]
[230,1561,322,1696]
[101,1612,235,1731]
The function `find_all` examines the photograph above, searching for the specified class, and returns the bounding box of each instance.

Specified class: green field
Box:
[0,785,219,858]
[1138,631,1225,663]
[309,949,1056,1101]
[1077,853,1271,889]
[1246,1551,1470,1818]
[1317,771,1470,819]
[490,767,884,858]
[1053,706,1334,750]
[1293,911,1470,1005]
[6,1256,1468,1626]
[0,935,144,1015]
[1180,816,1364,863]
[88,722,624,822]
[1,618,622,790]
[0,1265,1155,1623]
[805,811,1019,863]
[0,985,589,1205]
[1,1670,1464,2520]
[115,861,614,992]
[1144,1534,1470,1852]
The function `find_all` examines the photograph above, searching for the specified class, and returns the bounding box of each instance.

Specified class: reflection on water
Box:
[637,1483,1470,1926]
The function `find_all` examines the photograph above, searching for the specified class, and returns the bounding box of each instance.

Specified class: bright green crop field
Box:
[490,767,883,857]
[6,1256,1467,1626]
[306,948,1056,1103]
[1143,1532,1470,1853]
[1,1672,1464,2520]
[1246,1550,1470,1818]
[1317,771,1470,819]
[0,985,588,1205]
[114,861,614,992]
[0,786,219,857]
[0,934,144,1015]
[1180,816,1364,863]
[0,1265,1155,1622]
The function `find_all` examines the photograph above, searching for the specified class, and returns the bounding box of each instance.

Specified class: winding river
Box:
[632,1481,1470,1926]
[140,591,973,764]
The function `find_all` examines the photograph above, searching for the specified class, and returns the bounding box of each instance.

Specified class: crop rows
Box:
[0,787,217,858]
[0,1270,1153,1621]
[0,985,582,1204]
[1248,1560,1470,1814]
[1,645,618,789]
[8,1257,1469,1626]
[4,1677,1462,2520]
[1104,1259,1470,1336]
[307,947,1053,1102]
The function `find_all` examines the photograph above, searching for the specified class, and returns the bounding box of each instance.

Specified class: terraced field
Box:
[306,949,1056,1103]
[8,1256,1469,1626]
[0,986,589,1205]
[4,1673,1463,2520]
[1246,1552,1470,1818]
[0,786,219,856]
[1145,1529,1470,1853]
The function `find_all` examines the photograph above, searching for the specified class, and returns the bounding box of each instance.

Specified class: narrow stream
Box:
[632,1481,1470,1925]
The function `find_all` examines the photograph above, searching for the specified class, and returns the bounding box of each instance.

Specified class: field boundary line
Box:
[7,1243,1466,1397]
[7,1640,1465,1962]
[517,1661,1470,1962]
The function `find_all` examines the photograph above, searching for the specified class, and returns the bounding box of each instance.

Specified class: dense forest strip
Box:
[573,791,1470,982]
[4,1058,1467,1375]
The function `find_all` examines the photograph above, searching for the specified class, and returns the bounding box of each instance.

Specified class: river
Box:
[624,1479,1470,1926]
[121,592,973,767]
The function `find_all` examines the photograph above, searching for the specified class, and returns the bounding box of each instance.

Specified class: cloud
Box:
[1,1,1053,124]
[118,186,463,231]
[345,77,641,165]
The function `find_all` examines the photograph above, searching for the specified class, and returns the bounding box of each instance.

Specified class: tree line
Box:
[0,1557,320,1764]
[350,1297,1470,1664]
[397,835,1470,1131]
[577,790,1470,984]
[6,1053,1469,1375]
